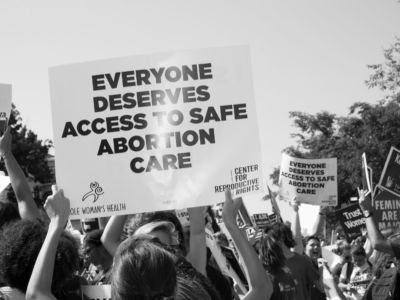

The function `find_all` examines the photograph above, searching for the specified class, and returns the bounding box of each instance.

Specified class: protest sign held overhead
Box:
[252,212,278,230]
[49,46,263,219]
[361,153,372,197]
[337,203,365,236]
[175,208,190,227]
[252,213,269,230]
[0,175,10,193]
[278,153,337,206]
[373,187,400,231]
[378,147,400,198]
[0,84,11,135]
[266,185,283,222]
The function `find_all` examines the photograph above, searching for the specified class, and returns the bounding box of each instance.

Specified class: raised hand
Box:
[289,196,300,212]
[44,185,70,229]
[358,188,371,212]
[222,189,243,224]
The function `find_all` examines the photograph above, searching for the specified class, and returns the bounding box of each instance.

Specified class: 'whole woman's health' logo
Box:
[82,182,104,203]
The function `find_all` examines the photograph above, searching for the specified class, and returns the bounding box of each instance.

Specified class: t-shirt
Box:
[350,263,373,299]
[310,261,326,300]
[270,267,297,300]
[341,262,372,300]
[286,252,320,300]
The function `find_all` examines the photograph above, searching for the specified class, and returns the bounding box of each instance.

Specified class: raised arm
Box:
[26,186,70,300]
[186,206,207,275]
[362,229,373,259]
[290,198,304,254]
[358,188,393,254]
[100,214,127,257]
[0,127,39,220]
[309,206,326,237]
[318,259,345,300]
[222,190,273,300]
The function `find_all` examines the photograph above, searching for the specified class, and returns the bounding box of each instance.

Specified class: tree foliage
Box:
[271,37,400,207]
[0,105,54,203]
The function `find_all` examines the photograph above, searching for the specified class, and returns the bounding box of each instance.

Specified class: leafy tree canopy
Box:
[0,105,54,203]
[271,37,400,207]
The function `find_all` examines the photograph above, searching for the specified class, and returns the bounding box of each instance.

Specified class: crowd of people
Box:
[1,125,400,300]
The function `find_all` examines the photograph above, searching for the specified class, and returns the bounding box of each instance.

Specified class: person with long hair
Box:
[259,229,297,300]
[111,235,177,300]
[222,189,273,300]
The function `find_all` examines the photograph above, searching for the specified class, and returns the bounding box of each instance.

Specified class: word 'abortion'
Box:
[280,160,334,195]
[61,103,248,173]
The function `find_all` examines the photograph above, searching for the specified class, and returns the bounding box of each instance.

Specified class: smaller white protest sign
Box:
[0,176,10,193]
[81,285,111,300]
[0,84,12,135]
[205,228,247,294]
[278,153,337,206]
[175,208,190,227]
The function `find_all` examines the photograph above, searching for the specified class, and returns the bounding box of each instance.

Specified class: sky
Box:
[1,0,400,231]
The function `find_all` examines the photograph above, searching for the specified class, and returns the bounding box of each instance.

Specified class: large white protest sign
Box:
[0,84,11,135]
[49,46,263,219]
[278,153,337,206]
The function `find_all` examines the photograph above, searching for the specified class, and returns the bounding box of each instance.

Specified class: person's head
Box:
[111,234,177,300]
[259,233,286,274]
[265,222,295,249]
[82,229,112,269]
[0,201,19,229]
[81,218,99,234]
[351,245,367,267]
[304,236,321,262]
[135,221,180,247]
[128,211,186,255]
[0,219,79,294]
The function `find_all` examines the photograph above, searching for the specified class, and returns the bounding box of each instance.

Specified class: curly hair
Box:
[0,201,19,229]
[0,219,79,294]
[82,229,103,256]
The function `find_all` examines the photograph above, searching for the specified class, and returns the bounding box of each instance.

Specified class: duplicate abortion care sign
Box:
[49,46,263,219]
[278,154,337,206]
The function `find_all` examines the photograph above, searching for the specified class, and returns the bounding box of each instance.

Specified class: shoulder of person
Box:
[390,239,400,259]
